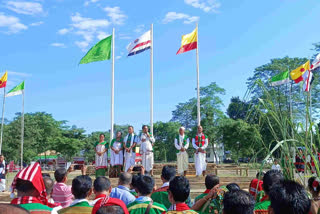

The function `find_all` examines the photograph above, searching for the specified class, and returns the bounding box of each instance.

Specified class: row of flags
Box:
[0,72,25,97]
[270,54,320,92]
[79,27,198,64]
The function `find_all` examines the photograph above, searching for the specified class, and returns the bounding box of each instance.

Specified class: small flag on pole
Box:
[79,35,112,64]
[270,70,290,86]
[0,72,8,88]
[127,30,151,56]
[176,27,197,55]
[311,53,320,70]
[302,70,313,92]
[290,60,310,83]
[6,81,24,97]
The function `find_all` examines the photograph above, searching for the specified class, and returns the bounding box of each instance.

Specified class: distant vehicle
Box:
[223,158,234,163]
[238,157,250,163]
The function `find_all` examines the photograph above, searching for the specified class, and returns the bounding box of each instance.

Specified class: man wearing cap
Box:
[174,127,189,176]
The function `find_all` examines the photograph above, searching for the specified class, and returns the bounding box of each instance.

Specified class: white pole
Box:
[110,28,115,142]
[196,23,201,126]
[150,23,154,134]
[0,86,6,154]
[310,85,312,146]
[21,90,24,169]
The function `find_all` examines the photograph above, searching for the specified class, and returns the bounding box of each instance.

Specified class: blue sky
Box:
[0,0,319,133]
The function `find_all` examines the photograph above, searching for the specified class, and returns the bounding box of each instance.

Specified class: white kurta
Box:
[95,142,108,169]
[192,134,208,176]
[0,160,5,191]
[175,135,189,174]
[110,139,123,166]
[123,134,138,172]
[139,133,155,172]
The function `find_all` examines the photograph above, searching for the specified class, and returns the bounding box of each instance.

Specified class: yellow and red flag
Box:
[290,60,310,83]
[176,27,197,55]
[0,72,8,88]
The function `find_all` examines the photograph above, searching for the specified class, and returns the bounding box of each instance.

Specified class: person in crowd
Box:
[130,174,139,197]
[165,176,197,213]
[58,175,93,214]
[91,176,128,214]
[271,159,281,171]
[52,167,74,208]
[127,175,167,213]
[44,176,62,212]
[308,177,320,214]
[151,165,176,209]
[268,180,311,214]
[192,125,208,177]
[110,131,124,177]
[193,174,219,213]
[254,170,284,214]
[223,190,255,214]
[226,183,240,192]
[139,125,155,176]
[91,176,112,205]
[249,172,264,198]
[10,162,54,213]
[310,148,320,174]
[95,133,109,177]
[174,127,189,176]
[93,197,128,214]
[124,126,138,172]
[110,172,136,205]
[295,148,305,173]
[0,154,6,192]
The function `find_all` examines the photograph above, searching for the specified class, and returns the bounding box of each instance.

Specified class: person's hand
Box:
[181,148,185,152]
[126,148,130,152]
[97,152,102,156]
[67,164,75,173]
[115,150,119,154]
[127,166,134,173]
[141,139,146,142]
[140,165,145,175]
[207,184,219,199]
[147,133,150,137]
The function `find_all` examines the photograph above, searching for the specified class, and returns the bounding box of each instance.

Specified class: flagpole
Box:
[150,23,154,134]
[196,23,201,126]
[0,86,6,155]
[110,28,115,142]
[290,81,294,138]
[21,89,24,169]
[310,85,312,146]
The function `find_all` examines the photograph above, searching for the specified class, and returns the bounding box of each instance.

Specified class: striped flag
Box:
[290,60,310,83]
[176,27,197,55]
[270,70,289,86]
[311,53,320,70]
[127,30,151,56]
[303,70,313,92]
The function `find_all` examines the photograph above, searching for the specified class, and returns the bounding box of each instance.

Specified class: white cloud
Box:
[104,7,127,25]
[134,24,145,34]
[71,13,110,30]
[119,34,131,40]
[97,31,110,40]
[162,12,199,24]
[6,71,31,77]
[116,56,122,60]
[184,0,221,13]
[0,13,28,34]
[75,41,89,50]
[30,21,44,26]
[6,1,44,15]
[84,0,101,6]
[58,28,70,35]
[51,43,66,48]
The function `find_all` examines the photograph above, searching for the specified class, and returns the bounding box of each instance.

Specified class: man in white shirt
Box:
[139,125,155,176]
[174,127,189,176]
[192,126,208,177]
[271,159,281,171]
[0,155,6,192]
[123,126,138,172]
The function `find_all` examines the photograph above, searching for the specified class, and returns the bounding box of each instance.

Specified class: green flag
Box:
[79,35,112,64]
[270,70,290,86]
[6,81,24,97]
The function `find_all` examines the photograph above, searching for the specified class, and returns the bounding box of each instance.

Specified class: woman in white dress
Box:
[110,131,124,177]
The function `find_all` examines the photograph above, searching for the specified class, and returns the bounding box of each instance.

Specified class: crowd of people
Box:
[1,160,319,214]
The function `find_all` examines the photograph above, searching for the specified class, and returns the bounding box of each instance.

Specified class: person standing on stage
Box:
[110,131,124,177]
[192,125,208,177]
[175,127,189,176]
[140,125,155,176]
[94,133,109,177]
[123,126,138,172]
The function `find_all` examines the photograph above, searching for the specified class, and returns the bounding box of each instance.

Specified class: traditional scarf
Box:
[125,133,135,148]
[195,134,206,147]
[10,162,53,207]
[92,196,129,214]
[313,177,320,191]
[168,203,191,211]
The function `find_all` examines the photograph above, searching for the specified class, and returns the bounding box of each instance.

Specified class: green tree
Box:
[227,96,250,120]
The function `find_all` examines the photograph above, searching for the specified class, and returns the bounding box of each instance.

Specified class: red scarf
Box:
[92,196,129,214]
[10,163,50,206]
[11,196,43,205]
[168,203,191,211]
[195,134,206,147]
[204,189,211,194]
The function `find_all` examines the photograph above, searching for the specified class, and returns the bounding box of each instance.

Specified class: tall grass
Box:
[247,80,319,185]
